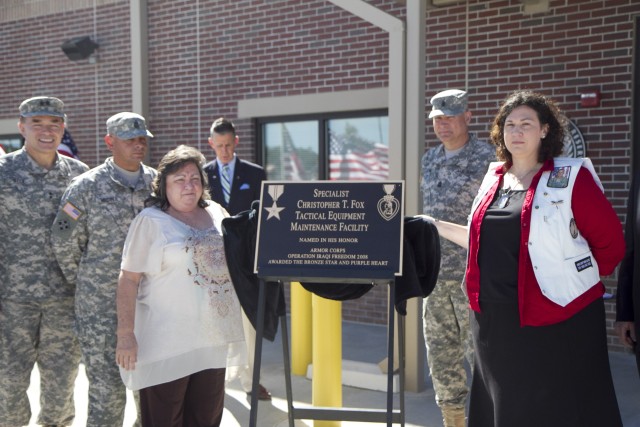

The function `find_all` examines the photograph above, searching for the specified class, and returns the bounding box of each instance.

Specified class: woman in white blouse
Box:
[115,145,245,427]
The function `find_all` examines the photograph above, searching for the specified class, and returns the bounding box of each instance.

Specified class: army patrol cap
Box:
[107,112,154,140]
[429,89,468,118]
[19,96,66,119]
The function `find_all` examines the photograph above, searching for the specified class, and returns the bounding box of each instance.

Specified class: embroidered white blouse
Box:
[119,203,245,390]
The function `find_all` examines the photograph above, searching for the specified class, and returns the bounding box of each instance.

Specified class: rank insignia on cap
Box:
[106,112,154,140]
[62,201,83,221]
[19,96,66,119]
[428,89,468,118]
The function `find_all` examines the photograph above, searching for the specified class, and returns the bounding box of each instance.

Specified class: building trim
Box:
[237,88,389,119]
[0,0,119,22]
[0,119,17,135]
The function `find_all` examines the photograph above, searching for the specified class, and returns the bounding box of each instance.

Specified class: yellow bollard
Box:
[312,294,342,427]
[290,282,312,376]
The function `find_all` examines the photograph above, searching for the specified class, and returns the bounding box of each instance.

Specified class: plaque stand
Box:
[248,278,406,427]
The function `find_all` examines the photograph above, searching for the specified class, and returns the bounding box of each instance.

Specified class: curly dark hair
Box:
[145,145,211,211]
[489,90,565,164]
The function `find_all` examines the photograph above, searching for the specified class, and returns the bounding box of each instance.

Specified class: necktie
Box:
[221,163,231,204]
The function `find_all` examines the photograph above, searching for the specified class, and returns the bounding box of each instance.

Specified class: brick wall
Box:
[1,0,638,351]
[0,1,132,166]
[145,0,402,163]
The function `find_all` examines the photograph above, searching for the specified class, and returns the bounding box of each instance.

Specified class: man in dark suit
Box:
[203,117,271,400]
[617,172,640,376]
[204,118,265,216]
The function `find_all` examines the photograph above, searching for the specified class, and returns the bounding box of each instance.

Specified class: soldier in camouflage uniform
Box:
[421,90,495,427]
[0,97,89,427]
[51,112,156,427]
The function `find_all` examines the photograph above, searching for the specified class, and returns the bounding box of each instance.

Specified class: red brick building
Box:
[1,0,638,354]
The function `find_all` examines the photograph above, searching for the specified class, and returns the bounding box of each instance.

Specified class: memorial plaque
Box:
[254,181,404,283]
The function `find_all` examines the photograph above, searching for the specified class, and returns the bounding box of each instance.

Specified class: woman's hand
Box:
[116,332,138,370]
[116,269,142,371]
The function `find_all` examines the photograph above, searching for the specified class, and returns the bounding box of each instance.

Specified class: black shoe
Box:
[246,383,272,401]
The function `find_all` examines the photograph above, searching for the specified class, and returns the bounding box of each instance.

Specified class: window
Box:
[327,116,389,181]
[263,121,319,180]
[0,135,23,154]
[258,111,388,181]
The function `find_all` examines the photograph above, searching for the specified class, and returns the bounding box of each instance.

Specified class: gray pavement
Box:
[26,320,640,426]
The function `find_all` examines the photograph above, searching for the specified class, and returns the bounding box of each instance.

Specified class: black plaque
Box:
[254,181,404,282]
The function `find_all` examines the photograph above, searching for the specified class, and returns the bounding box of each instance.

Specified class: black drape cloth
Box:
[223,211,440,330]
[300,216,441,315]
[221,204,286,342]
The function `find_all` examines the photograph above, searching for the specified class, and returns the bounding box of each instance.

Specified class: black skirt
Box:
[468,298,622,427]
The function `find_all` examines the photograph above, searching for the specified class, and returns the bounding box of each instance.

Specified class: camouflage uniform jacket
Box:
[51,157,156,326]
[0,148,89,301]
[421,134,495,282]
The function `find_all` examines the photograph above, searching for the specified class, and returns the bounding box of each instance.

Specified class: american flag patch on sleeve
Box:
[62,201,82,221]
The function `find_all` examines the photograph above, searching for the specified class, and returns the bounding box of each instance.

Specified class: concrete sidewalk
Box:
[27,320,640,427]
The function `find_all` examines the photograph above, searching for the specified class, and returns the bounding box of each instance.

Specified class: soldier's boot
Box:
[441,406,466,427]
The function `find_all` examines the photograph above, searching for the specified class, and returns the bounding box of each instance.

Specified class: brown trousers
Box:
[139,368,226,427]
